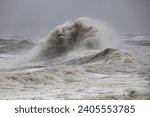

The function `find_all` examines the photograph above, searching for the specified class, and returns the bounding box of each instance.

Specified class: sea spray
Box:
[20,17,118,62]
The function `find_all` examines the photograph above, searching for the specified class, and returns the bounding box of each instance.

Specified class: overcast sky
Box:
[0,0,150,37]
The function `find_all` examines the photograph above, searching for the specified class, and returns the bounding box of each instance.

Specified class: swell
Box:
[0,39,35,53]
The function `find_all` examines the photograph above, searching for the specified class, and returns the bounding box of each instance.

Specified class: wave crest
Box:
[23,17,117,62]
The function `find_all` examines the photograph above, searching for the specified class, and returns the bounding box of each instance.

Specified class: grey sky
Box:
[0,0,150,37]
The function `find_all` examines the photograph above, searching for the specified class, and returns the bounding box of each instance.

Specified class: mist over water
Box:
[0,17,150,99]
[18,17,118,63]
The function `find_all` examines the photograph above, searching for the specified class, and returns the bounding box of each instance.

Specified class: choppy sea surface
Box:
[0,33,149,100]
[0,18,150,100]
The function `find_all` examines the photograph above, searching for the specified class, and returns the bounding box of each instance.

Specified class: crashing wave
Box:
[21,17,117,62]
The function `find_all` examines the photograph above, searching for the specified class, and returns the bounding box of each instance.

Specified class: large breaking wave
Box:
[17,17,131,65]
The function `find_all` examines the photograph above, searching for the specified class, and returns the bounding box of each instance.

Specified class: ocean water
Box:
[0,18,150,99]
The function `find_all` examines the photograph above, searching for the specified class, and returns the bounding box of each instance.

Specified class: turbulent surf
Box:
[0,17,150,99]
